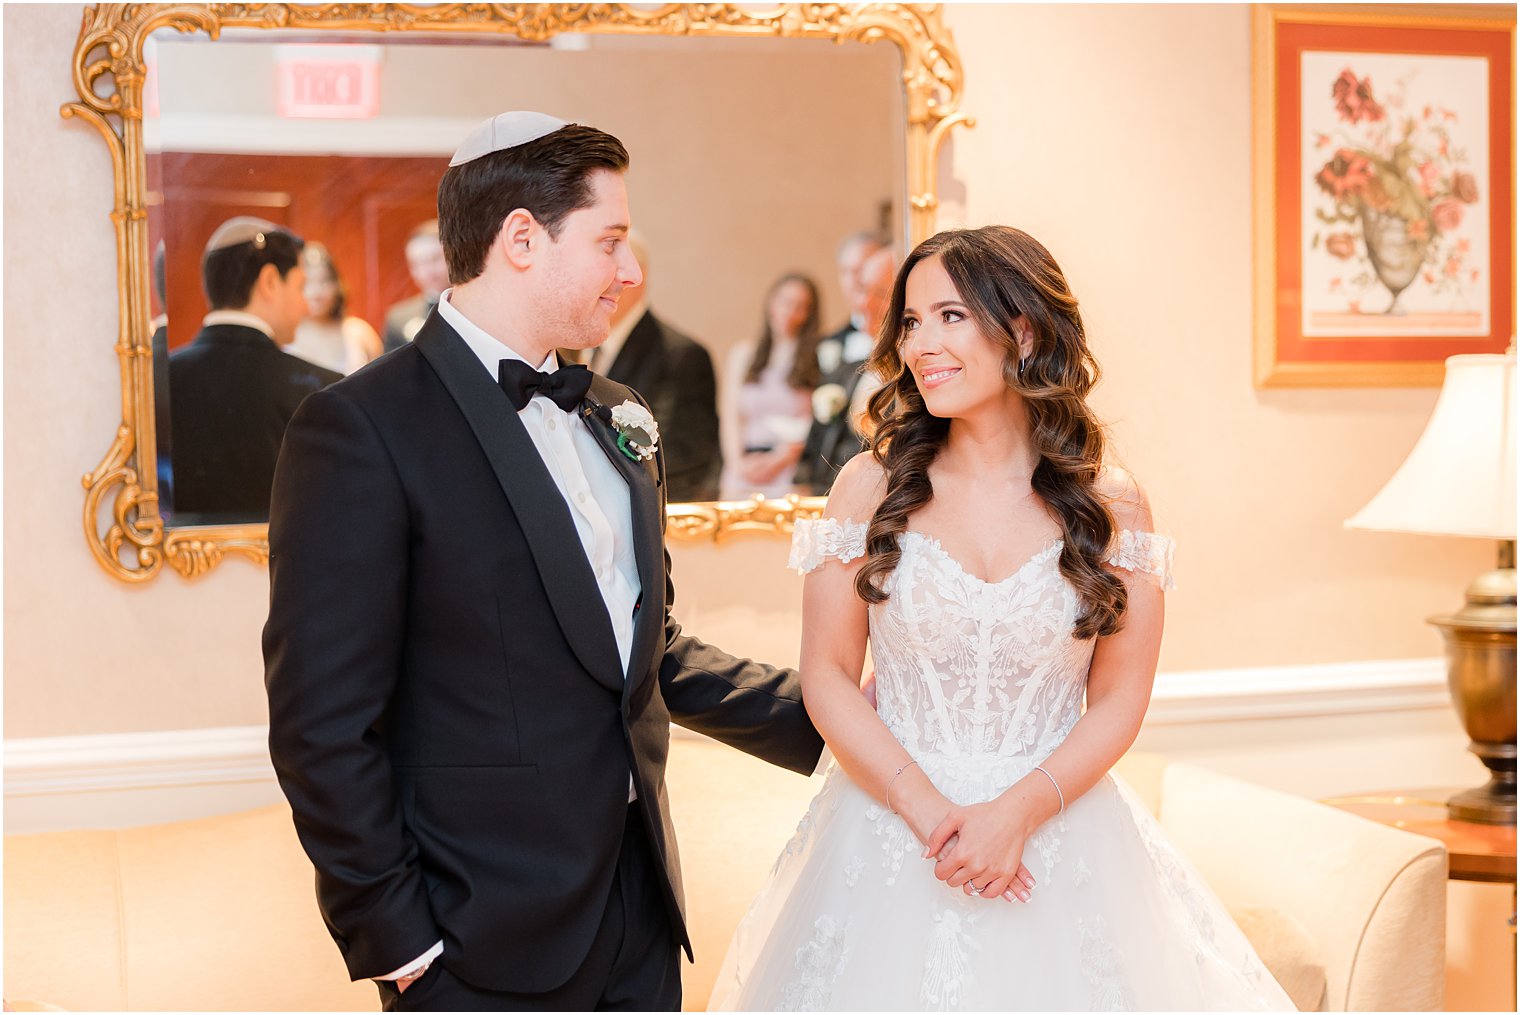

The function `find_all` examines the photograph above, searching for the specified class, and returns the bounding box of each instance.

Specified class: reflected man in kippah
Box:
[167,217,340,523]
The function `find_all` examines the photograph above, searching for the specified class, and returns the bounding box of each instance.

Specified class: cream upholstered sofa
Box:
[4,747,1446,1012]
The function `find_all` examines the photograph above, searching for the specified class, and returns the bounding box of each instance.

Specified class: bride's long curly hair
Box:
[854,226,1127,639]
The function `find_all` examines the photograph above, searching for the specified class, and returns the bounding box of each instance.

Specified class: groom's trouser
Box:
[377,804,681,1012]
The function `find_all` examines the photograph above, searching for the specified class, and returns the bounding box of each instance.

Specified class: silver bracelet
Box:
[1033,764,1065,815]
[886,759,920,814]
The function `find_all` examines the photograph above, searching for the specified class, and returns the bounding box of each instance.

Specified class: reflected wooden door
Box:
[149,152,447,351]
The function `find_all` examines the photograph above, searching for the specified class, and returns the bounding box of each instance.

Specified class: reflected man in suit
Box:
[168,217,340,523]
[808,230,884,382]
[588,233,722,502]
[382,220,450,352]
[794,235,895,494]
[264,112,823,1012]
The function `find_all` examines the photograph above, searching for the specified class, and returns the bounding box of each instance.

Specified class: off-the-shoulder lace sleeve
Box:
[1106,529,1176,590]
[789,518,869,574]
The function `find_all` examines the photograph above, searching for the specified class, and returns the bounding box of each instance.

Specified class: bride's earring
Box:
[1017,355,1028,378]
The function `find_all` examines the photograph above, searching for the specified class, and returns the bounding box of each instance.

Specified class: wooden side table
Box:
[1323,793,1517,884]
[1324,792,1516,1010]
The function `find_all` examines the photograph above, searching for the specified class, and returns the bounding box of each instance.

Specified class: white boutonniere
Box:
[608,400,659,462]
[812,383,849,424]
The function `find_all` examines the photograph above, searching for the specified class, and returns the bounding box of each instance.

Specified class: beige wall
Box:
[670,4,1495,679]
[937,3,1497,670]
[0,7,1499,729]
[3,8,1511,1008]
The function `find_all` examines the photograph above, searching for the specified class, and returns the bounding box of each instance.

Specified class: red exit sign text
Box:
[275,45,383,119]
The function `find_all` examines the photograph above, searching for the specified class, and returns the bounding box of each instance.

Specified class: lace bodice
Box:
[790,519,1174,798]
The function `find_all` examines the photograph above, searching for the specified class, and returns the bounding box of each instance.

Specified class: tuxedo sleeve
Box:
[659,606,825,776]
[263,386,439,981]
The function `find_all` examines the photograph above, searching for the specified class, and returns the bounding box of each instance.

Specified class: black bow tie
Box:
[497,360,593,413]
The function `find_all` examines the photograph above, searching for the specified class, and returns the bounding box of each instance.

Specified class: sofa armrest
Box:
[1154,763,1447,1012]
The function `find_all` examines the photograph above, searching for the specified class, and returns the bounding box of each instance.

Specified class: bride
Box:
[710,226,1294,1012]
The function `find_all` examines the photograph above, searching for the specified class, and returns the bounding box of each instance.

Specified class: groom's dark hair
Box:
[437,124,630,285]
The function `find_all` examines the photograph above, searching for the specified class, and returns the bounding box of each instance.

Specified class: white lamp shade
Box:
[1346,353,1516,540]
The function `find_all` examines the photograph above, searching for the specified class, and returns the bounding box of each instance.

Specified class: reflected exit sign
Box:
[275,45,383,119]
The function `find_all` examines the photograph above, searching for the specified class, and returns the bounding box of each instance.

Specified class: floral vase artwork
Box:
[1312,68,1480,315]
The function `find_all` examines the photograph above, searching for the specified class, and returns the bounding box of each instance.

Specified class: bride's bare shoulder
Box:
[823,453,888,523]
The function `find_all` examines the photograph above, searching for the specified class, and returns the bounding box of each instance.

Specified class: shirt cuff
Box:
[377,940,443,981]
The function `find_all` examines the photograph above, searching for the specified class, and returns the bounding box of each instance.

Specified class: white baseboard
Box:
[4,658,1449,833]
[1145,656,1447,725]
[4,725,275,797]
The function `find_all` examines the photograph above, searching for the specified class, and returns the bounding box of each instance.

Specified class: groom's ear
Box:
[498,208,540,270]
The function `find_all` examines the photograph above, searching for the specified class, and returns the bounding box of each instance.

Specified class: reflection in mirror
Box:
[143,30,904,524]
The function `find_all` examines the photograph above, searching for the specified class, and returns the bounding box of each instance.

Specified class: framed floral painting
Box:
[1253,6,1514,387]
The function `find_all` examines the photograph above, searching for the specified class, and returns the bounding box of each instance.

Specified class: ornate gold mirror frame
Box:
[69,3,971,582]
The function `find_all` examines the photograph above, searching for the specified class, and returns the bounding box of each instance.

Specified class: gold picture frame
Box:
[66,3,972,582]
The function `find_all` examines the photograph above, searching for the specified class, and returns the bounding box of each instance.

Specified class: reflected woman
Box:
[720,273,823,500]
[286,243,383,375]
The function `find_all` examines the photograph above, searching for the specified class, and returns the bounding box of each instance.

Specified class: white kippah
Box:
[449,111,571,167]
[205,216,282,254]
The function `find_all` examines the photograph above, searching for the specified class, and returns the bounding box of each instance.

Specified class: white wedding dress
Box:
[709,520,1295,1012]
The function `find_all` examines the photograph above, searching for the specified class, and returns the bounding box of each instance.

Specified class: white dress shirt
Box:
[201,308,275,338]
[841,310,874,365]
[385,292,644,982]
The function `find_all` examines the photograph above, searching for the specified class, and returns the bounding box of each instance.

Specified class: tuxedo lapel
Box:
[414,317,624,693]
[583,375,664,695]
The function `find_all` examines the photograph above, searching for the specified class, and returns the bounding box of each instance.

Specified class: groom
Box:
[263,112,824,1011]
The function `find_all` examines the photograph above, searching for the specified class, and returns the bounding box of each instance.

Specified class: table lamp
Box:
[1346,350,1516,825]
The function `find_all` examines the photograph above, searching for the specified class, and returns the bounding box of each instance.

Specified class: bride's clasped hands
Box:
[884,759,1043,904]
[923,775,1059,903]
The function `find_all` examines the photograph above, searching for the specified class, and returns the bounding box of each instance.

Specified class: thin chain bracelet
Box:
[886,759,920,814]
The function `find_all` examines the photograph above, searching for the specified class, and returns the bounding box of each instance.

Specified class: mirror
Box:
[69,5,971,580]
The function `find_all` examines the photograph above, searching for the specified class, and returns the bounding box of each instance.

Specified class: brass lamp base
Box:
[1430,559,1517,827]
[1446,745,1516,824]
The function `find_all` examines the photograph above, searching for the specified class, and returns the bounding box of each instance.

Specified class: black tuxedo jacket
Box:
[168,323,341,521]
[794,322,870,495]
[264,312,823,996]
[603,310,722,502]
